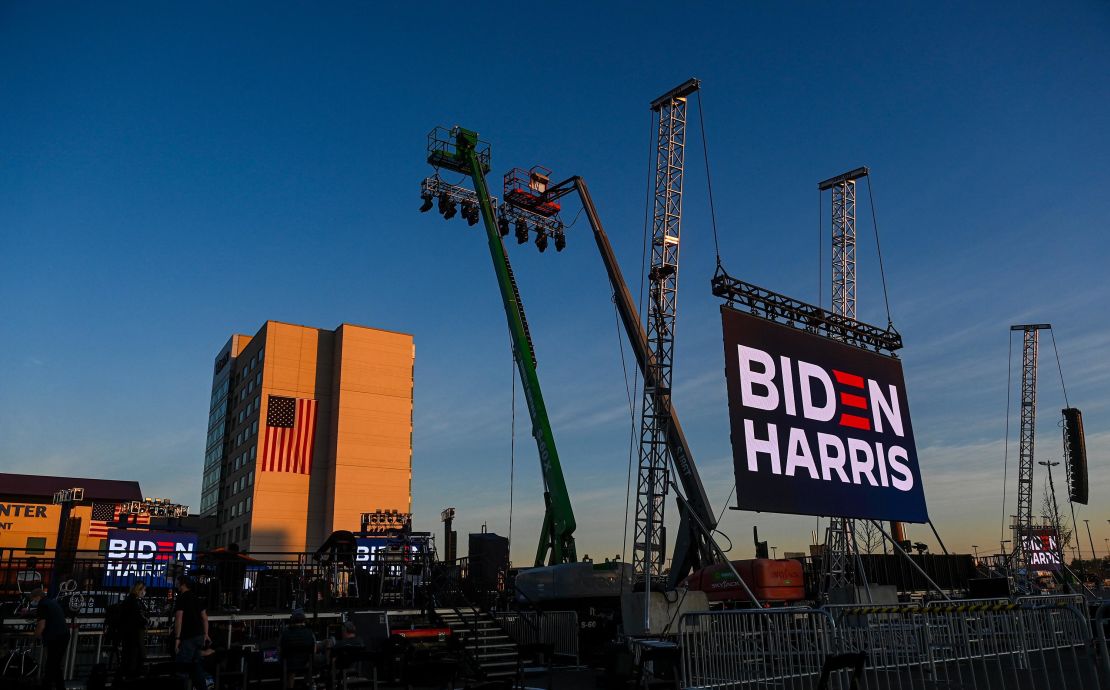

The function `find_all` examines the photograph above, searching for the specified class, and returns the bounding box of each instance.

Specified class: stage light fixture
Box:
[419,193,434,213]
[438,192,457,220]
[535,232,548,253]
[498,216,510,237]
[515,219,529,244]
[462,201,479,226]
[554,231,566,252]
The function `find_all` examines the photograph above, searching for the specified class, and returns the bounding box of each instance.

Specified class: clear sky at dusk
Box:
[2,2,1107,564]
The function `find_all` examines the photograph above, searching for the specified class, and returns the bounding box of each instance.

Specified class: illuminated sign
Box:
[103,530,197,587]
[722,307,928,522]
[1022,528,1061,571]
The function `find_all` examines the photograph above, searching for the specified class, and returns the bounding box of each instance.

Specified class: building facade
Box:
[200,321,414,554]
[0,474,144,556]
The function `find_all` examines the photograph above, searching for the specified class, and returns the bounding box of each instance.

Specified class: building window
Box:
[250,445,257,460]
[248,470,254,485]
[237,500,244,515]
[251,420,258,437]
[26,537,46,554]
[245,497,251,512]
[255,371,262,386]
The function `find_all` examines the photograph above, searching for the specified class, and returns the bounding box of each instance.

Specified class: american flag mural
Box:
[262,395,318,474]
[87,503,150,538]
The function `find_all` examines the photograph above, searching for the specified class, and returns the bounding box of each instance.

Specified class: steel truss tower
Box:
[633,78,699,584]
[1012,323,1051,569]
[818,167,869,594]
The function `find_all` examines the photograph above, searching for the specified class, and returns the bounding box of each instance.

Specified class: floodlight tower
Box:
[1011,323,1051,569]
[818,166,869,593]
[633,78,700,596]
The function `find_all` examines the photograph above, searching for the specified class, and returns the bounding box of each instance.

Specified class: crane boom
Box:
[540,175,719,585]
[422,127,577,566]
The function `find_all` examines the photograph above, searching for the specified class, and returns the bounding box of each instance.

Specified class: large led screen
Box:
[722,306,928,522]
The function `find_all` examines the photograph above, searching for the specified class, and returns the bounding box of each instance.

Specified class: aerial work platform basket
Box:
[503,166,561,216]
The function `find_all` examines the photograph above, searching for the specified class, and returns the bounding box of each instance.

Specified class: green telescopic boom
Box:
[435,128,577,566]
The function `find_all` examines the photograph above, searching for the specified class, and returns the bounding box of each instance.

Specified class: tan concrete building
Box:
[200,321,414,554]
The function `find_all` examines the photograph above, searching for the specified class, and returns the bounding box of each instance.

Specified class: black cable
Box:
[864,175,894,327]
[1001,331,1013,547]
[1048,329,1071,408]
[694,90,723,268]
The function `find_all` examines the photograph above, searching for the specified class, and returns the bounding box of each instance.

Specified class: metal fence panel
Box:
[493,610,578,663]
[680,602,1100,690]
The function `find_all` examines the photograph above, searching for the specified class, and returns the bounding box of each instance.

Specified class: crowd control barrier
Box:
[679,599,1101,689]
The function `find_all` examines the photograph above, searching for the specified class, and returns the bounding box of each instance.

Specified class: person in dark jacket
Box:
[30,587,69,690]
[115,581,149,682]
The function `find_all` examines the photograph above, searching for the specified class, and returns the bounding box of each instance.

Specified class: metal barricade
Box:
[680,608,837,689]
[680,602,1100,690]
[493,610,579,664]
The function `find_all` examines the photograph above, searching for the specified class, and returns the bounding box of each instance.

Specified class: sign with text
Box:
[1022,528,1061,571]
[103,530,197,587]
[722,306,928,522]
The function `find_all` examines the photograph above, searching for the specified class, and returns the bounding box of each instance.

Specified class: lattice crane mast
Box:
[633,78,700,587]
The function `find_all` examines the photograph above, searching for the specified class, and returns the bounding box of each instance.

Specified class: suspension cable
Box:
[694,91,723,268]
[624,107,656,569]
[863,175,894,327]
[1048,328,1071,408]
[1000,331,1013,547]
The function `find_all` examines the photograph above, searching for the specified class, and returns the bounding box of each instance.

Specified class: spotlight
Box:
[419,193,434,213]
[462,201,479,226]
[554,230,566,252]
[515,219,529,244]
[438,192,457,220]
[498,216,511,237]
[535,232,548,253]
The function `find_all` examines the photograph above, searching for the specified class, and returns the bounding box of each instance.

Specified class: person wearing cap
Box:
[279,609,318,688]
[30,587,69,690]
[173,575,210,690]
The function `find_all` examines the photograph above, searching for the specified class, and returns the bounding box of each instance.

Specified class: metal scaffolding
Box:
[1011,323,1050,569]
[633,78,699,584]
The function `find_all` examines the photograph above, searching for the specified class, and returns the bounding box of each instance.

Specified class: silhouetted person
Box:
[173,576,210,690]
[115,581,149,682]
[30,587,69,690]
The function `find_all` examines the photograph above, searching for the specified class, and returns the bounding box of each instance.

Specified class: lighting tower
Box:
[818,166,869,594]
[1011,323,1051,569]
[633,78,699,594]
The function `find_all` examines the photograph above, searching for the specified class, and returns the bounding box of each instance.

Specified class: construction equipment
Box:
[419,126,577,567]
[527,175,720,590]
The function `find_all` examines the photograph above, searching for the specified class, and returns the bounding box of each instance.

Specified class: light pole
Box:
[972,545,980,560]
[1084,520,1096,567]
[1038,461,1065,566]
[50,488,84,597]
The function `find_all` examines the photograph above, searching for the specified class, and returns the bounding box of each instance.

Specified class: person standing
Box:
[173,576,210,690]
[30,586,69,690]
[115,581,149,682]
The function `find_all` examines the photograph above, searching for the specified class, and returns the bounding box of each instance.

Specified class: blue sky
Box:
[2,2,1107,564]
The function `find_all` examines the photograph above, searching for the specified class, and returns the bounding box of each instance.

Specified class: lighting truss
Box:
[497,200,564,243]
[710,268,903,356]
[421,176,497,213]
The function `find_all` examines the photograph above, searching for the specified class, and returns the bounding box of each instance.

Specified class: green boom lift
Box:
[420,126,577,566]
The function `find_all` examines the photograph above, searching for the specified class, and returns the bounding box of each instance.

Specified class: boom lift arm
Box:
[540,174,719,587]
[422,127,577,566]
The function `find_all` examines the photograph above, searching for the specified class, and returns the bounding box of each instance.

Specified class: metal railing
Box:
[493,610,579,664]
[680,599,1101,689]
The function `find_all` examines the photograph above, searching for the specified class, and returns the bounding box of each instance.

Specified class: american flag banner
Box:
[262,395,318,474]
[87,503,151,538]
